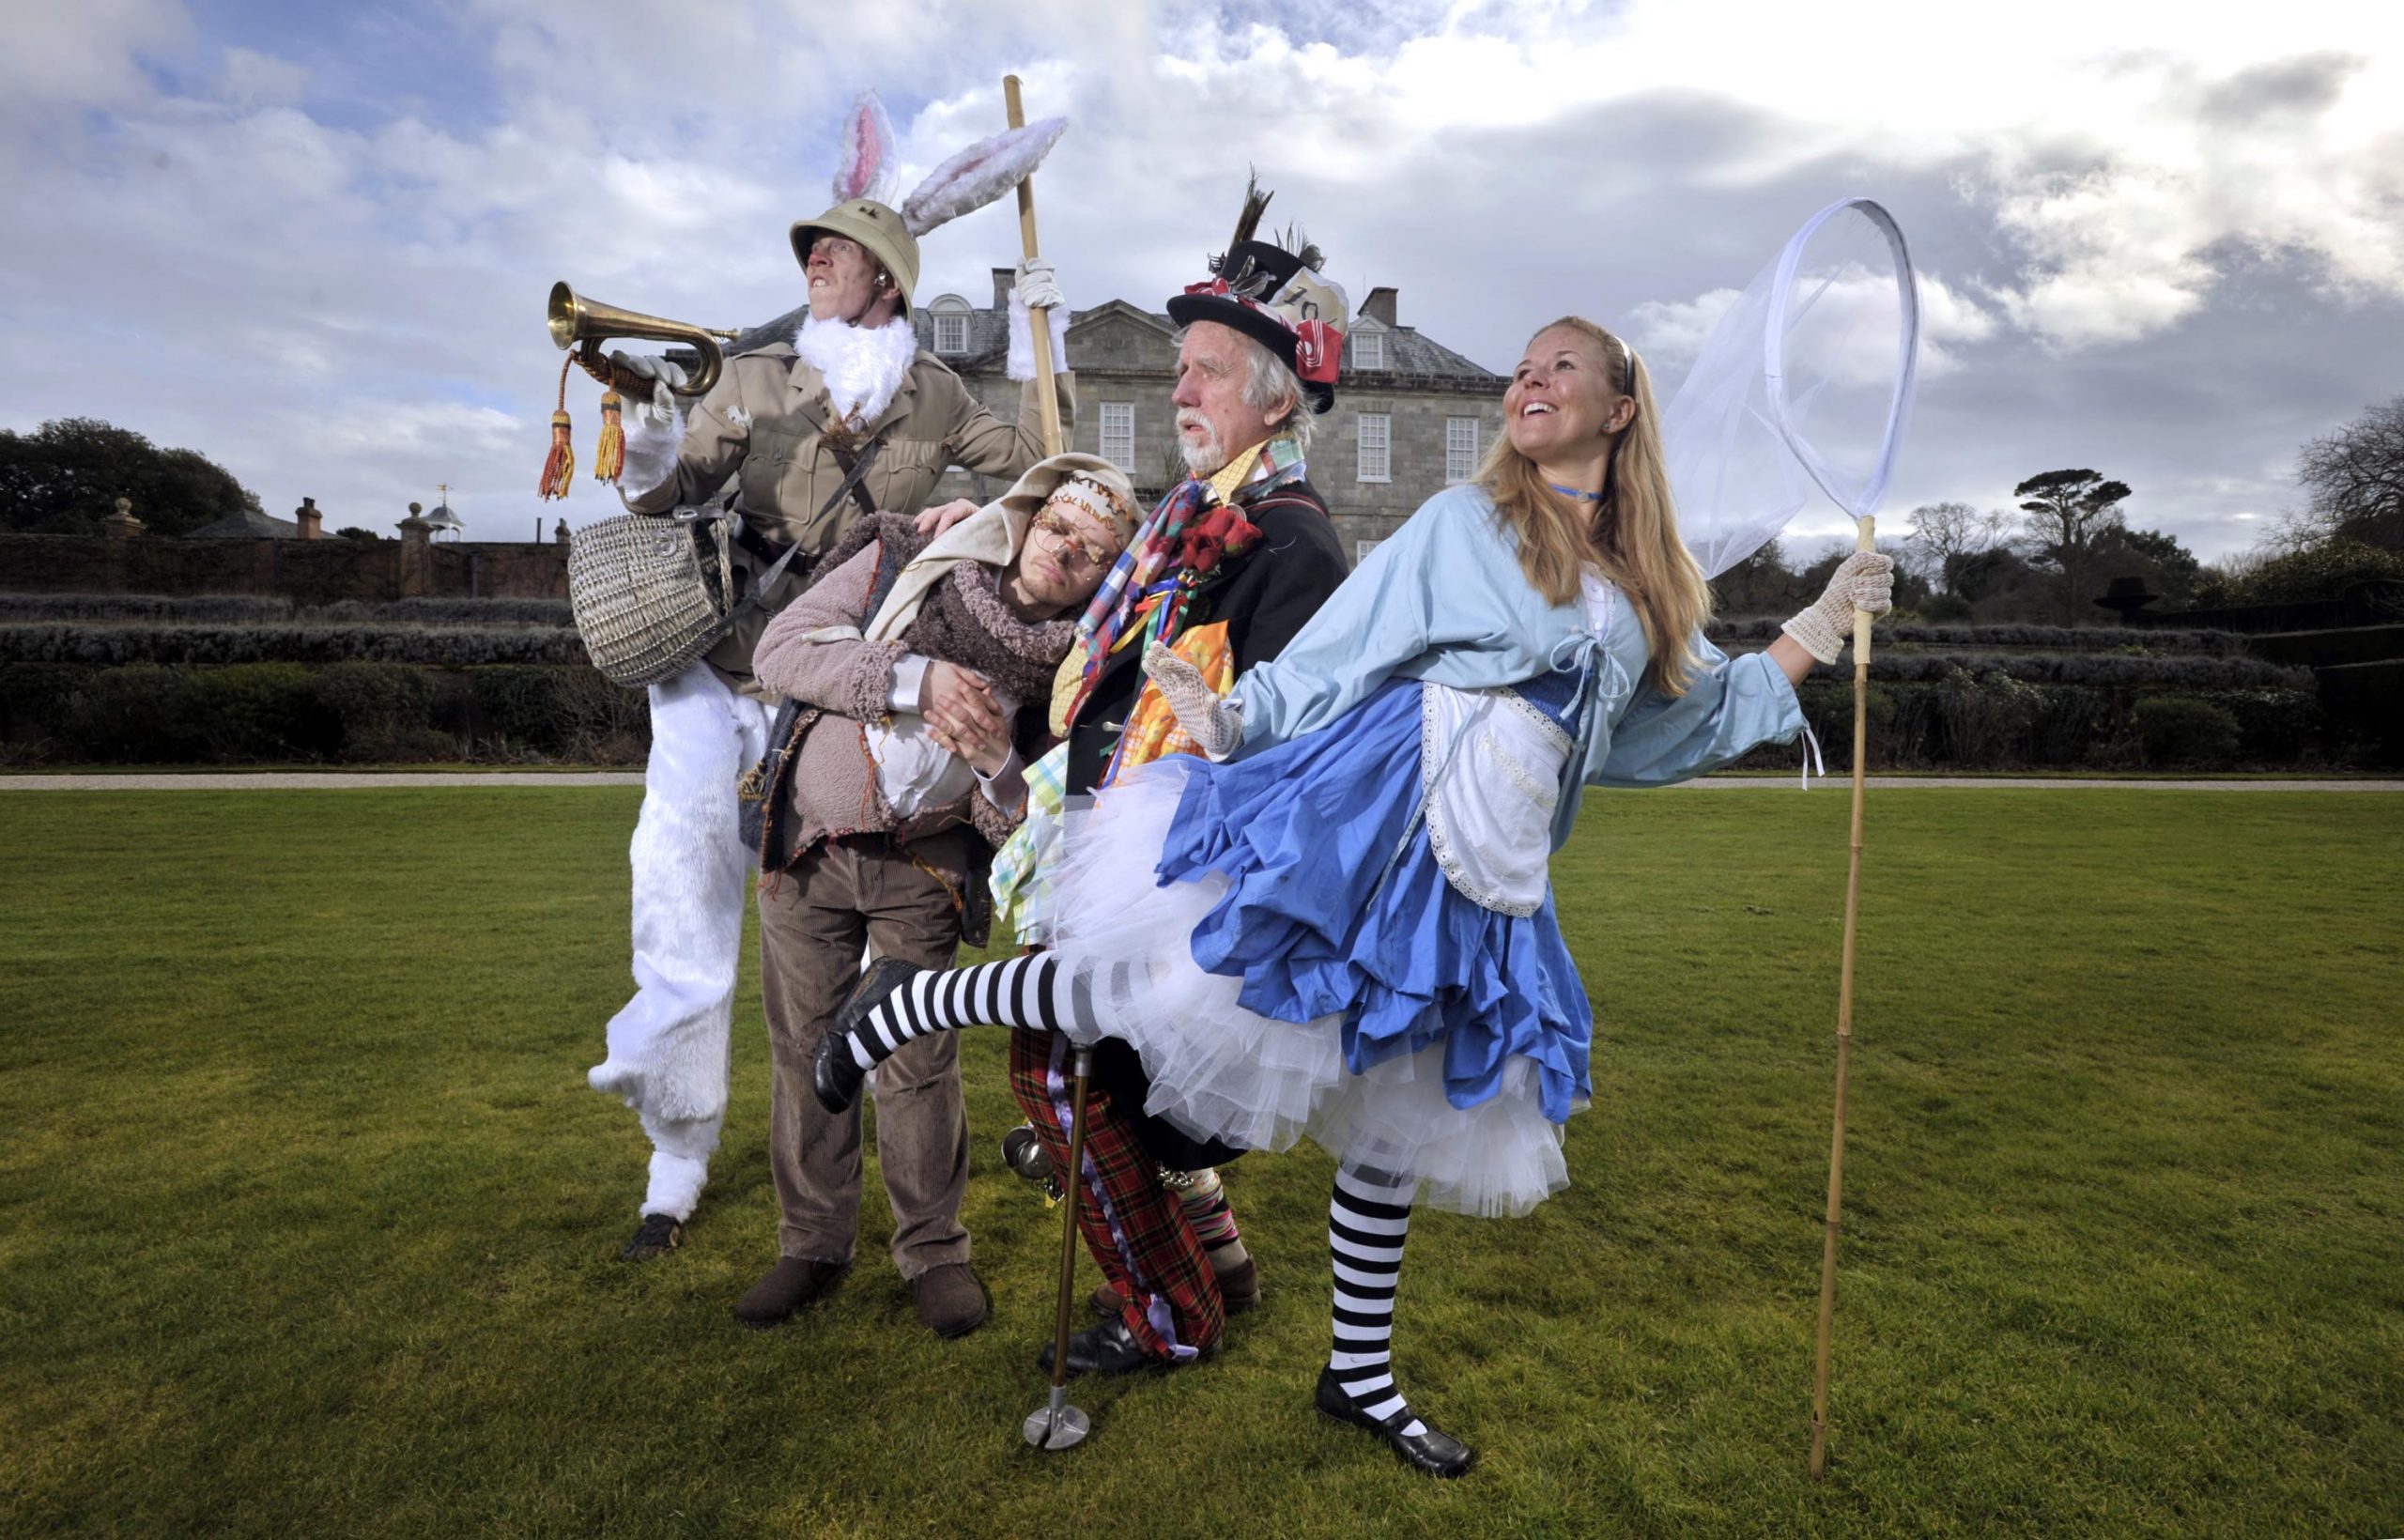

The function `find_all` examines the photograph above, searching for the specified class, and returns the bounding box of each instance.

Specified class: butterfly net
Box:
[1661,198,1920,578]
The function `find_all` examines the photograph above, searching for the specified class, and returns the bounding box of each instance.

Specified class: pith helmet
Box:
[790,198,921,313]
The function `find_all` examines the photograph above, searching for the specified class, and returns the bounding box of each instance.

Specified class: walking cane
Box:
[1003,75,1065,460]
[1025,1041,1095,1450]
[1809,515,1876,1478]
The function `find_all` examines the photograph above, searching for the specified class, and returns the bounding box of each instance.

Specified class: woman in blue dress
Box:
[817,316,1893,1476]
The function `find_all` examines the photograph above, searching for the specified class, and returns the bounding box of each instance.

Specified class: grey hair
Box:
[1176,326,1315,454]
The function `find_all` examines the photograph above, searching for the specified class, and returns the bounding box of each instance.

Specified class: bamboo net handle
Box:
[1810,510,1875,1479]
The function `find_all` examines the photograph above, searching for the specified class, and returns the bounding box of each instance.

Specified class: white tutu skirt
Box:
[1044,749,1575,1218]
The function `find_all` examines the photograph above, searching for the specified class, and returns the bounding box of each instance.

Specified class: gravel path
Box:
[2,773,2396,792]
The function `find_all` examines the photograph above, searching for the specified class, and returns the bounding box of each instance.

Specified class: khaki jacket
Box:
[625,342,1073,687]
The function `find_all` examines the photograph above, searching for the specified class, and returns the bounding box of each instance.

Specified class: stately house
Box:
[912,271,1505,562]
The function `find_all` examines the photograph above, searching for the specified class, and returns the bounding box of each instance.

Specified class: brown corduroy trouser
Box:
[756,830,972,1282]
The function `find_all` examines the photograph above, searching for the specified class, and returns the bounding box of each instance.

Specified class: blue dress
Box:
[1038,490,1807,1216]
[1158,672,1592,1129]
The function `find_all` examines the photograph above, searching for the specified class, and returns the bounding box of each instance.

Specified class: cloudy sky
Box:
[7,0,2401,560]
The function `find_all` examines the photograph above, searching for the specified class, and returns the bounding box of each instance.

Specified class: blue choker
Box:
[1546,481,1604,502]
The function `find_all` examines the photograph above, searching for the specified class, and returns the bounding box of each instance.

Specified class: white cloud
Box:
[4,0,2401,562]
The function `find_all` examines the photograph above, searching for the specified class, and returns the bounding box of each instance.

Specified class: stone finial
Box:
[396,500,436,543]
[102,497,146,539]
[554,517,571,544]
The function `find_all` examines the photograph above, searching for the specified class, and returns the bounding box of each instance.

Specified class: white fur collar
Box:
[795,315,918,429]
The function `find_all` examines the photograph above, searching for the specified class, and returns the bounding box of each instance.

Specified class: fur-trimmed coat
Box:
[750,515,1070,864]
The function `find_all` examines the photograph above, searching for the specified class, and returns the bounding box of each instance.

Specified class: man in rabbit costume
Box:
[586,95,1077,1263]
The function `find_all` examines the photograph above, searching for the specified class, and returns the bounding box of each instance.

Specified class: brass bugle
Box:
[547,281,741,399]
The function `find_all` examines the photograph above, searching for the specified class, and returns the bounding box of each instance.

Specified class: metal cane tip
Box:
[1023,1404,1090,1450]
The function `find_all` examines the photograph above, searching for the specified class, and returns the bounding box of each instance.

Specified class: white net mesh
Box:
[1660,199,1920,578]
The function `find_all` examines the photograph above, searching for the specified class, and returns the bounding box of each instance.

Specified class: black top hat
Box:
[1164,184,1348,414]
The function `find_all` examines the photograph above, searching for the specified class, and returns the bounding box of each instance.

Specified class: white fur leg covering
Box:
[590,663,773,1192]
[1007,287,1072,382]
[640,1108,719,1220]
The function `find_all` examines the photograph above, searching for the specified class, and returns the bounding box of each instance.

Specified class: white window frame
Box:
[1354,538,1383,565]
[1100,402,1135,471]
[1445,417,1479,482]
[1356,412,1391,484]
[1352,331,1385,370]
[933,314,969,355]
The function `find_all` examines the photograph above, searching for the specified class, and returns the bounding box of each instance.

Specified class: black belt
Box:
[731,512,794,568]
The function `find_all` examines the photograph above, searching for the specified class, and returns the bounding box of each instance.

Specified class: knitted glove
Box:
[1141,641,1243,760]
[1780,550,1896,664]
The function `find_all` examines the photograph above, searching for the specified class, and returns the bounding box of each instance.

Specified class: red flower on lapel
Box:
[1179,502,1261,577]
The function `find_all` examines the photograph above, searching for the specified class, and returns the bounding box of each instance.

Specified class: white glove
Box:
[609,351,688,431]
[1007,270,1071,383]
[1140,642,1243,761]
[1781,550,1895,664]
[1015,257,1066,314]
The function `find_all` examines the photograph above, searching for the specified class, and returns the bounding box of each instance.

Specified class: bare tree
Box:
[2294,395,2404,553]
[2014,469,2132,624]
[1902,500,2009,592]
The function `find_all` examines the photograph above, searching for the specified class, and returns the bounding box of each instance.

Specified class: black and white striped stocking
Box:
[1328,1163,1425,1435]
[845,954,1098,1069]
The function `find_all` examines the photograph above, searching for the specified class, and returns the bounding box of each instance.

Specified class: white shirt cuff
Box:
[889,653,930,714]
[975,747,1027,810]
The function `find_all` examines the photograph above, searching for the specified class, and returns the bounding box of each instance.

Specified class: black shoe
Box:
[620,1211,684,1261]
[1036,1317,1170,1378]
[814,958,926,1113]
[1315,1367,1476,1478]
[809,1029,867,1115]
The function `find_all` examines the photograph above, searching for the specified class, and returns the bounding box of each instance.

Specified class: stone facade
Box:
[914,271,1505,561]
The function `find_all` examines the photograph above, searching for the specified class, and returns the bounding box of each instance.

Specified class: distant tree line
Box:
[1711,393,2404,624]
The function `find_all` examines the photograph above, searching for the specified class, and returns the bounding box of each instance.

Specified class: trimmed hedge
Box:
[1838,651,2305,690]
[0,593,297,624]
[325,596,574,626]
[1708,619,2249,654]
[1768,670,2329,772]
[0,623,586,667]
[0,661,643,765]
[2316,659,2404,765]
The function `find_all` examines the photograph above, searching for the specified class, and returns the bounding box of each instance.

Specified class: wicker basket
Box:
[567,510,738,687]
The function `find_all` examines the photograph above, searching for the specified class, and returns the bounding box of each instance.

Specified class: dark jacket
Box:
[1065,479,1348,793]
[1073,475,1349,1168]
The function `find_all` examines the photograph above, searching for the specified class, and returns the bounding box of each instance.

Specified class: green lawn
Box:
[1,789,2397,1537]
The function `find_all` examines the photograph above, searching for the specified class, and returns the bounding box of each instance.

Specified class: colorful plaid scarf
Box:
[1056,433,1304,730]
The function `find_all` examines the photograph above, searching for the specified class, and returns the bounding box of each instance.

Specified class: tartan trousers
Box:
[1009,1024,1225,1361]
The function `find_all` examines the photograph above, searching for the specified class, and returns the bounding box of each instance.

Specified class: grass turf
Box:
[0,789,2397,1537]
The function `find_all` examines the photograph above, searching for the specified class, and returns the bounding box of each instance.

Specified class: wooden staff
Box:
[1003,75,1065,458]
[1810,514,1876,1479]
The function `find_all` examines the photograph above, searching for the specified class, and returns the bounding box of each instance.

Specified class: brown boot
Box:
[732,1256,845,1329]
[909,1262,990,1340]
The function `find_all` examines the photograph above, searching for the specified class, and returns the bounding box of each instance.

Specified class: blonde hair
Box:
[1475,316,1712,695]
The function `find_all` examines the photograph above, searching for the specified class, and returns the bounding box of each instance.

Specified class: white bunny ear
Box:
[831,91,899,206]
[900,116,1069,238]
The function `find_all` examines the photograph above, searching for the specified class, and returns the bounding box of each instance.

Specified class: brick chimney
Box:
[295,496,323,540]
[992,267,1016,309]
[1361,286,1398,327]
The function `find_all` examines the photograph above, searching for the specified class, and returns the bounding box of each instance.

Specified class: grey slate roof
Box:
[187,508,300,539]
